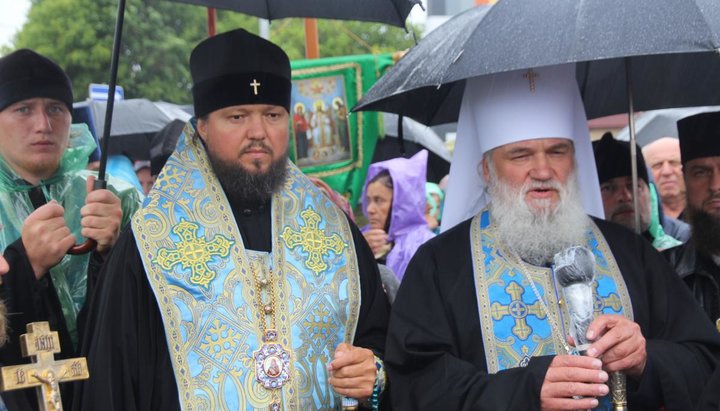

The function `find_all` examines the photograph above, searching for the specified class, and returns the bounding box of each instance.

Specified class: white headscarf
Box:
[441,63,604,231]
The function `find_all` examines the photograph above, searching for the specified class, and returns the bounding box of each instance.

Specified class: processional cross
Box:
[0,322,89,411]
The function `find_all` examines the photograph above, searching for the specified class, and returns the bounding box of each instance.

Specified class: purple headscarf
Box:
[362,150,435,281]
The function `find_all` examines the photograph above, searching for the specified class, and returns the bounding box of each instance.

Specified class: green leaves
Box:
[7,0,420,103]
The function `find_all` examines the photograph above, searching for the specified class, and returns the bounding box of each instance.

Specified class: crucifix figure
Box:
[0,322,89,411]
[523,69,539,93]
[250,79,261,95]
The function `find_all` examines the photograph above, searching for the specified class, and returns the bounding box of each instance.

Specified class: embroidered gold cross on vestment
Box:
[154,220,234,288]
[280,207,347,275]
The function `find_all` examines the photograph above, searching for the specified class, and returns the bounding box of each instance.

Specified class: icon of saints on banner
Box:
[291,75,352,168]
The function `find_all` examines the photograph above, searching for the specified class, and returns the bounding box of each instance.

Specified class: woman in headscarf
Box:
[362,150,435,281]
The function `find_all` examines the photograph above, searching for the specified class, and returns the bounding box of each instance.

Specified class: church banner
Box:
[290,53,395,206]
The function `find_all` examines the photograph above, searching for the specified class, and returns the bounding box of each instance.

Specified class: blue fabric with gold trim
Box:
[471,209,633,411]
[132,123,361,410]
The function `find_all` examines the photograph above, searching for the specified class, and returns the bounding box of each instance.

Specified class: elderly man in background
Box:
[593,133,687,250]
[643,137,686,220]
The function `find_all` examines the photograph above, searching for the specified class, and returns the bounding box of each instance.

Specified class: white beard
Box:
[488,169,590,266]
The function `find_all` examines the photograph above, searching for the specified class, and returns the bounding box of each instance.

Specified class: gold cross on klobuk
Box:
[490,281,547,340]
[280,207,348,275]
[0,322,89,411]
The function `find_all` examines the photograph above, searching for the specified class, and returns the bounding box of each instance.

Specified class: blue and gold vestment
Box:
[470,210,633,410]
[133,124,361,410]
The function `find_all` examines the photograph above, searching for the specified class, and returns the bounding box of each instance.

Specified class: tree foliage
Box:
[4,0,420,103]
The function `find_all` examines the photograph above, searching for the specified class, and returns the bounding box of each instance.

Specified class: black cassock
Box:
[386,217,720,411]
[72,201,390,411]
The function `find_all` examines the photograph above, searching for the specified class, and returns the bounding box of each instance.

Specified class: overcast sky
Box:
[0,0,30,50]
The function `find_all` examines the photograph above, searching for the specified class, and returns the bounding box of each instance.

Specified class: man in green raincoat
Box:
[0,49,141,410]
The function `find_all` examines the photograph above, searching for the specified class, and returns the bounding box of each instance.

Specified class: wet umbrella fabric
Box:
[165,0,420,27]
[615,106,720,147]
[383,113,452,162]
[90,99,192,161]
[373,113,452,183]
[354,0,720,125]
[150,119,186,175]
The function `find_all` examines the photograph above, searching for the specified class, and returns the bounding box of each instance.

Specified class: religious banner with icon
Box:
[291,54,395,206]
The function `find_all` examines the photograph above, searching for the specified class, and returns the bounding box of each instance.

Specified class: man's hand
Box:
[22,201,76,279]
[363,229,390,257]
[80,176,123,254]
[327,343,377,401]
[585,314,647,378]
[541,355,609,410]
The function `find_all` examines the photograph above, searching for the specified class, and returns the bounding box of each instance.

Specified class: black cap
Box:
[190,29,291,118]
[592,132,648,185]
[677,111,720,164]
[0,49,73,112]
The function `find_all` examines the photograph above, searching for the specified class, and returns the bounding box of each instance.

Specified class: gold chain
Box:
[507,246,572,355]
[251,259,277,336]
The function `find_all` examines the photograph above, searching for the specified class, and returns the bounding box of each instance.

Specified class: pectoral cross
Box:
[523,69,539,93]
[250,79,261,95]
[0,322,89,411]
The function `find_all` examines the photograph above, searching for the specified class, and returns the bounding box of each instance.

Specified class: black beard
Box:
[688,207,720,256]
[207,150,288,204]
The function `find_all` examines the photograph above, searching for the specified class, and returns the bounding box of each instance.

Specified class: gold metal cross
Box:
[280,207,348,275]
[0,322,89,411]
[523,69,539,93]
[154,220,234,289]
[250,79,261,95]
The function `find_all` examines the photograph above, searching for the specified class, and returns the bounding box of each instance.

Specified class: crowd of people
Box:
[0,26,719,411]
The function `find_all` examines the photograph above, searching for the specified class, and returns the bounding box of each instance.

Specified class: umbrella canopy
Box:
[382,113,452,162]
[373,113,452,183]
[150,119,186,175]
[90,98,192,161]
[165,0,421,27]
[615,106,720,147]
[354,0,720,124]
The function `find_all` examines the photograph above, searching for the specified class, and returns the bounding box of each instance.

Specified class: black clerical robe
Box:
[386,217,720,411]
[72,202,390,411]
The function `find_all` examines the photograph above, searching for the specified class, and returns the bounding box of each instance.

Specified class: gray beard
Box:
[488,170,590,266]
[207,150,288,204]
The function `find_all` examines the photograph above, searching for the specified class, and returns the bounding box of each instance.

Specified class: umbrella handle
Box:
[66,178,106,255]
[68,239,98,255]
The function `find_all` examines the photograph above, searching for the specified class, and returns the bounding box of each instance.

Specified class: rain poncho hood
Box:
[362,150,435,280]
[0,123,141,345]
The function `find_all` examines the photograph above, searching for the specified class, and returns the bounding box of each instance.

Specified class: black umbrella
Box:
[355,1,720,124]
[166,0,421,27]
[90,99,191,161]
[374,113,452,183]
[150,119,186,175]
[354,0,720,233]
